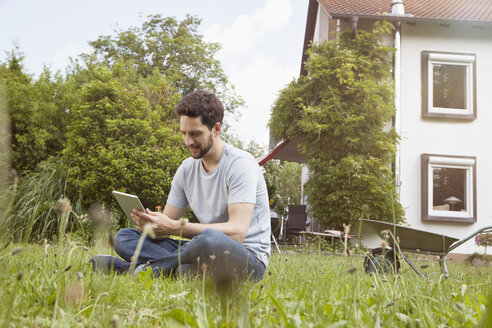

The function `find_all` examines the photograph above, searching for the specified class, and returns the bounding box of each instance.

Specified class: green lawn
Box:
[1,240,491,327]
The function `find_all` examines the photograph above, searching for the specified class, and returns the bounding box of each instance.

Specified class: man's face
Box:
[179,116,215,159]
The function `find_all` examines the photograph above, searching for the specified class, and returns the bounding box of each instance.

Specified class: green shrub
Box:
[62,63,188,210]
[270,21,404,228]
[0,50,75,173]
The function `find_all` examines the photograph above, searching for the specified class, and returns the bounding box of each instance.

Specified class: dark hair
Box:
[175,90,224,130]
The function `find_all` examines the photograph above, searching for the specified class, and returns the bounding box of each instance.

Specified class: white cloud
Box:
[50,42,91,73]
[227,51,298,146]
[204,0,296,147]
[204,0,292,58]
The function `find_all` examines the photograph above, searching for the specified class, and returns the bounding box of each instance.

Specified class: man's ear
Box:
[213,122,222,136]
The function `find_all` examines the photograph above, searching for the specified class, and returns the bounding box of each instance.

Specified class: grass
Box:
[1,239,491,327]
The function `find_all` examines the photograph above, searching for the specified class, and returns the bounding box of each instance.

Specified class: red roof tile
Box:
[318,0,492,22]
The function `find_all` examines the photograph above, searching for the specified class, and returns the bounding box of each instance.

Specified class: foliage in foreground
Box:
[270,21,404,228]
[1,238,491,327]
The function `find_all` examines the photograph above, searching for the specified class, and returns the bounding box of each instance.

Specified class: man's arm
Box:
[132,202,254,243]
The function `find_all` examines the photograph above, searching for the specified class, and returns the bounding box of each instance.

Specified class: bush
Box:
[63,63,188,211]
[270,22,404,228]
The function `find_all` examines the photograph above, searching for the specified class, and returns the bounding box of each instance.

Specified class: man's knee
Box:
[114,228,139,252]
[194,229,228,252]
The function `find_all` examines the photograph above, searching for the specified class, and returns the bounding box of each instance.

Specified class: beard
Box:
[190,133,214,159]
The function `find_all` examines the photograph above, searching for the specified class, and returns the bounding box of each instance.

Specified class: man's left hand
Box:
[131,208,178,238]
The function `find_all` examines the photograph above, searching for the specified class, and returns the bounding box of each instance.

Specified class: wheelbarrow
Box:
[358,219,492,277]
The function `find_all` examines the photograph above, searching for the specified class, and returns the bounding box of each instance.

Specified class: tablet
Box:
[112,191,145,224]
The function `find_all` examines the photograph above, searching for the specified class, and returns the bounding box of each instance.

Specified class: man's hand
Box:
[131,208,179,238]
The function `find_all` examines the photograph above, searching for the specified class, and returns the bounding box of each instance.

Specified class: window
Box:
[421,154,476,223]
[422,51,476,120]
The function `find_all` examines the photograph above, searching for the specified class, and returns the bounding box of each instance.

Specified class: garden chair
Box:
[284,205,308,244]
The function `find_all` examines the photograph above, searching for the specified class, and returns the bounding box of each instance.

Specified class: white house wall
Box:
[313,3,330,43]
[399,21,492,255]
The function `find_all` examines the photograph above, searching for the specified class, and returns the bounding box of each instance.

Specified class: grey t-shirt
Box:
[167,143,271,266]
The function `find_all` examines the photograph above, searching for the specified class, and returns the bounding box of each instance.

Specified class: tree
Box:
[85,14,242,116]
[0,49,75,172]
[62,62,187,210]
[270,21,404,228]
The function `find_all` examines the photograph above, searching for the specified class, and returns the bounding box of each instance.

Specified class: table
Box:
[299,230,350,253]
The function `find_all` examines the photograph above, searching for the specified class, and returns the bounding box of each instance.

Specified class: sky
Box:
[0,0,309,148]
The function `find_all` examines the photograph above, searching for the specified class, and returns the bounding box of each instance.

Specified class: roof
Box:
[256,139,306,166]
[318,0,492,22]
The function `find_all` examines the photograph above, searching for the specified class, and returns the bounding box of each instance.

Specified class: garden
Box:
[0,16,491,327]
[1,232,492,327]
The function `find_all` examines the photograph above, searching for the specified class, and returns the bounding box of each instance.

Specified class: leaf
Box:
[163,308,198,328]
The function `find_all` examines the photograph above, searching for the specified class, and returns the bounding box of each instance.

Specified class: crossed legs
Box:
[114,228,265,280]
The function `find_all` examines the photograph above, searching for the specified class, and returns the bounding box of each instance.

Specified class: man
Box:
[90,90,271,281]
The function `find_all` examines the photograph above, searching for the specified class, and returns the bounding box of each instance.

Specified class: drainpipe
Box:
[351,16,359,38]
[392,0,404,193]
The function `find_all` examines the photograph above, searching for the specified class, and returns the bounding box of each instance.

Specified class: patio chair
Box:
[270,210,283,253]
[285,205,307,243]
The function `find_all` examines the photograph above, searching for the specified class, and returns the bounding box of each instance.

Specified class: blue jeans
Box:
[114,228,266,280]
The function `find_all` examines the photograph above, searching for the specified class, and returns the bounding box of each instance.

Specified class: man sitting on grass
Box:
[90,90,271,281]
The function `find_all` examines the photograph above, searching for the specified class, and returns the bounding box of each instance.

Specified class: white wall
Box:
[313,3,329,43]
[399,21,492,255]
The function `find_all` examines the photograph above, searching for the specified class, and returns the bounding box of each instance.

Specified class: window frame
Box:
[421,51,477,120]
[421,154,477,223]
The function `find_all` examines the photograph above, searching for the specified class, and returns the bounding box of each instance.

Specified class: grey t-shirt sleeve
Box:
[167,164,188,209]
[227,157,258,205]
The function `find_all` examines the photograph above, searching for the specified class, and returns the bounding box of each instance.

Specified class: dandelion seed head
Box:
[65,282,85,305]
[381,230,390,240]
[143,223,156,239]
[209,254,216,261]
[381,240,389,249]
[200,262,208,272]
[76,271,84,279]
[11,247,23,256]
[343,224,351,234]
[55,199,72,214]
[88,204,110,226]
[179,218,189,227]
[347,267,357,274]
[224,250,230,255]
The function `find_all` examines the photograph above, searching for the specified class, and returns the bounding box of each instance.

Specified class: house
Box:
[265,0,492,255]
